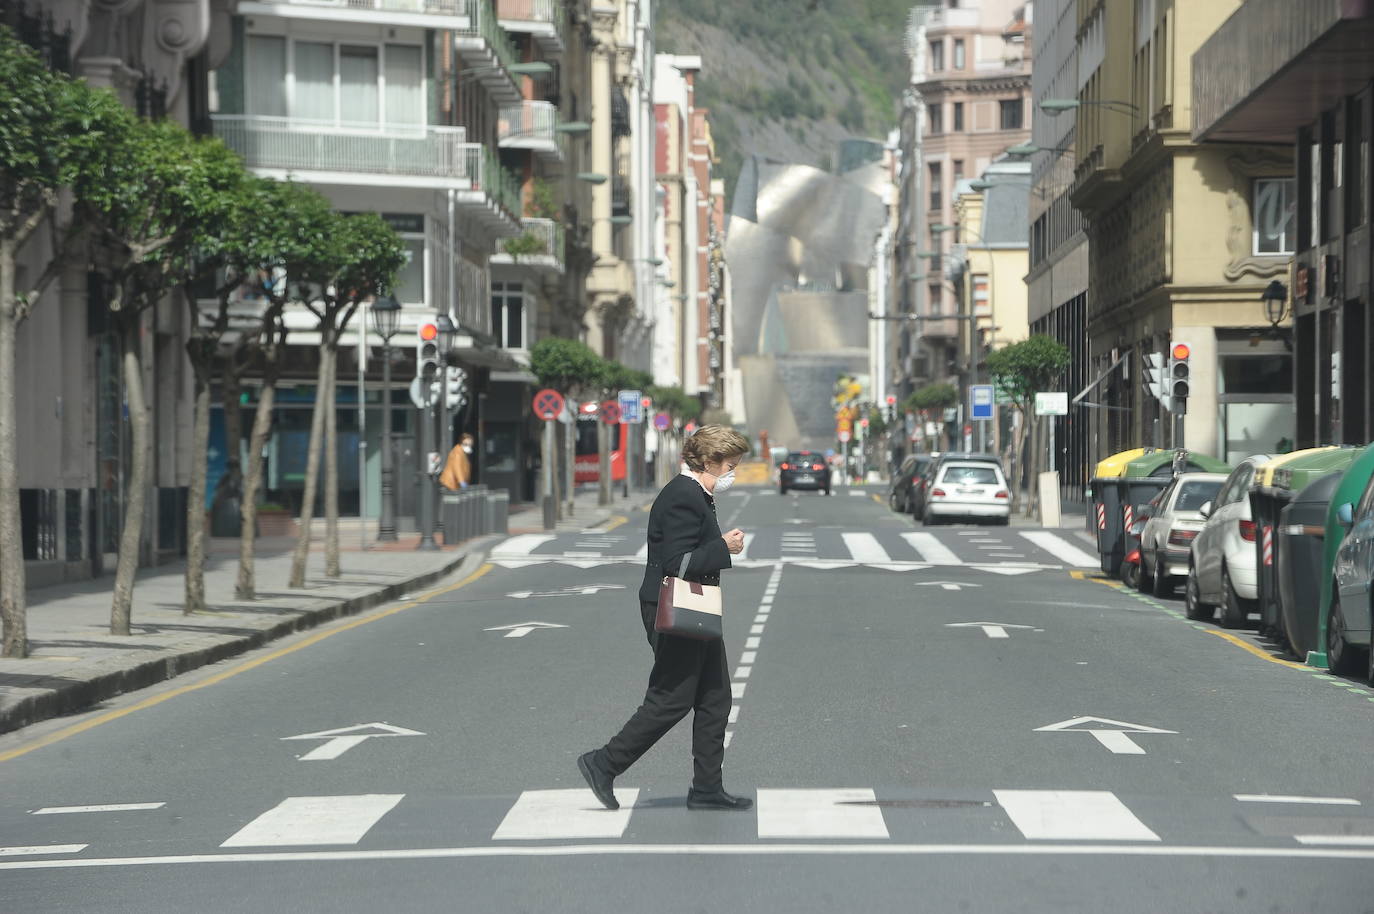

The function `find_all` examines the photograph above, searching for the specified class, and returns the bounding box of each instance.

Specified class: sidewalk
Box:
[0,487,656,736]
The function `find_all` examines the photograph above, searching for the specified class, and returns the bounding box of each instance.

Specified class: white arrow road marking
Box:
[1034,716,1177,755]
[484,621,570,639]
[977,565,1043,576]
[32,803,165,815]
[1234,795,1361,806]
[0,845,88,857]
[506,584,625,599]
[283,723,426,761]
[491,534,556,557]
[917,581,981,592]
[945,622,1036,639]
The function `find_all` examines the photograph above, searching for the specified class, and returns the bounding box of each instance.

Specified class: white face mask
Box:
[461,444,473,455]
[712,469,736,495]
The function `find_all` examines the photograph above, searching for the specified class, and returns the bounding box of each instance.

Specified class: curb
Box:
[0,537,500,736]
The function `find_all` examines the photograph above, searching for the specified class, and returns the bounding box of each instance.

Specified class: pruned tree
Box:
[0,30,132,656]
[529,337,604,515]
[904,383,958,450]
[287,212,405,588]
[984,334,1070,513]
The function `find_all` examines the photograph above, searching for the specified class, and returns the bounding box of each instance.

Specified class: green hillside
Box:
[655,0,916,199]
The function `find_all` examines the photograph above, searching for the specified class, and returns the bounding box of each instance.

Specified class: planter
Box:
[255,510,297,538]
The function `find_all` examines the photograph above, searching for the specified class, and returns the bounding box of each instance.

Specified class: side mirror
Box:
[1198,501,1212,519]
[1336,502,1354,527]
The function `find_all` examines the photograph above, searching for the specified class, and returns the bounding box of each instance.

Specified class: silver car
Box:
[1185,455,1271,627]
[1139,473,1227,597]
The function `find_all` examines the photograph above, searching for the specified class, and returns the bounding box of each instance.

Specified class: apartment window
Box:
[247,37,424,128]
[972,274,989,314]
[929,284,942,315]
[1252,178,1295,255]
[246,36,287,116]
[952,102,964,132]
[928,162,943,211]
[491,282,525,349]
[929,40,944,72]
[953,159,964,182]
[999,99,1024,130]
[928,102,943,134]
[953,38,965,70]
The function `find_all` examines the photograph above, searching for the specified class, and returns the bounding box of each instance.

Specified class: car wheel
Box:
[1217,566,1249,629]
[922,509,936,526]
[1122,557,1141,590]
[1327,594,1363,676]
[1152,553,1173,597]
[1184,565,1212,621]
[994,516,1010,527]
[1133,551,1150,592]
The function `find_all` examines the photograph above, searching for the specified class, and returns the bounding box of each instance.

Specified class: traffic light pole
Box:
[378,342,397,542]
[417,397,438,551]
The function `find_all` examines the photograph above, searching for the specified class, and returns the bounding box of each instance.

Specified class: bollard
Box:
[492,491,510,535]
[541,494,555,531]
[441,493,462,545]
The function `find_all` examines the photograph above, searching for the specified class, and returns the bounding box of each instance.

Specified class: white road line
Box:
[1295,835,1374,846]
[492,534,556,556]
[221,795,404,848]
[32,803,165,815]
[745,637,760,649]
[740,651,757,663]
[723,732,733,748]
[493,789,639,841]
[993,790,1159,842]
[841,533,892,563]
[735,666,752,679]
[634,544,649,560]
[1235,795,1361,806]
[0,845,87,857]
[750,624,765,634]
[901,532,961,565]
[756,789,889,839]
[1019,531,1099,568]
[728,706,740,723]
[731,682,746,699]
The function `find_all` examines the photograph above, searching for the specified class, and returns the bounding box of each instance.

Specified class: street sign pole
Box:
[417,397,438,551]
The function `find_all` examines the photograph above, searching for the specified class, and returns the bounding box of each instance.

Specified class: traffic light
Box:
[417,322,440,406]
[1142,351,1165,400]
[885,394,897,424]
[445,366,467,410]
[1169,342,1191,411]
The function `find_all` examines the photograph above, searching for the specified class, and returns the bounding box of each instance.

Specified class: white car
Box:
[1185,455,1271,627]
[1139,472,1227,597]
[923,460,1011,525]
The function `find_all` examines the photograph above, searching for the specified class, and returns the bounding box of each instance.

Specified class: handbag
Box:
[655,551,723,640]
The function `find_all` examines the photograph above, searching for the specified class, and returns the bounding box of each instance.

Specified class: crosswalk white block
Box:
[1019,531,1099,568]
[756,789,890,839]
[841,532,892,563]
[993,790,1160,841]
[900,532,961,565]
[221,795,404,847]
[493,789,639,840]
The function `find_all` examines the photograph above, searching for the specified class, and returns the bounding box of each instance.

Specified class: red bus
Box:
[574,413,627,484]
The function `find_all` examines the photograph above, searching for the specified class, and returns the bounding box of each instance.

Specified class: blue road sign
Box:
[617,389,643,424]
[970,384,995,420]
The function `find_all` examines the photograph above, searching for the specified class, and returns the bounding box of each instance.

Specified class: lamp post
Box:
[1262,279,1289,327]
[370,295,401,542]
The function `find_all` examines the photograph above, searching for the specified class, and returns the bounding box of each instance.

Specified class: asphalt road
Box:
[2,483,1373,913]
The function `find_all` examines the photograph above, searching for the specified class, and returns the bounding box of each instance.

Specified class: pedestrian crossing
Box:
[12,788,1370,856]
[492,528,1096,572]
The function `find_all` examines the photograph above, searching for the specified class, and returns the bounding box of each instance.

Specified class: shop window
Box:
[1220,354,1292,395]
[1252,178,1295,255]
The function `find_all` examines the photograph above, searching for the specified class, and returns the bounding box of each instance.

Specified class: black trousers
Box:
[600,601,731,790]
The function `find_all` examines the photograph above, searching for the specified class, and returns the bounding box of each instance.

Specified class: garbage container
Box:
[1089,448,1148,577]
[1114,451,1230,581]
[1277,472,1344,660]
[1249,447,1356,639]
[1314,442,1374,670]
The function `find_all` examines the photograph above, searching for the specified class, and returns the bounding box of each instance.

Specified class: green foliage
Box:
[984,335,1072,409]
[502,231,547,258]
[648,385,702,422]
[528,337,604,395]
[335,212,407,303]
[864,405,888,437]
[905,383,958,413]
[527,177,558,220]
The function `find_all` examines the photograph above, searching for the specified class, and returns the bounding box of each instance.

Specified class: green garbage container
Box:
[1314,442,1374,670]
[1250,447,1361,639]
[1277,472,1344,659]
[1115,451,1231,579]
[1089,449,1148,577]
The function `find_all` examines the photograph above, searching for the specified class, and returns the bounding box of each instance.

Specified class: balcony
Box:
[496,0,564,56]
[919,317,960,341]
[211,116,520,233]
[612,174,631,218]
[238,0,468,29]
[497,101,564,161]
[490,217,565,274]
[456,2,523,105]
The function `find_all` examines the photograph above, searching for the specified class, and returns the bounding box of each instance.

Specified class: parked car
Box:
[779,450,830,495]
[888,454,933,514]
[911,452,1003,519]
[1326,443,1374,679]
[922,460,1011,525]
[1185,455,1271,627]
[1139,472,1227,597]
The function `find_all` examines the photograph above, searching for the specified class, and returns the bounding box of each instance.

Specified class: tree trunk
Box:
[0,243,28,657]
[236,382,276,600]
[598,418,611,505]
[564,414,575,517]
[323,342,340,578]
[184,358,211,614]
[289,344,333,588]
[110,311,150,636]
[210,353,244,522]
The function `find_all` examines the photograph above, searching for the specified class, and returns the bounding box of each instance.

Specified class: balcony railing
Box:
[477,145,523,220]
[495,0,564,52]
[493,217,564,270]
[498,101,556,143]
[213,116,479,179]
[457,1,520,78]
[249,0,467,15]
[612,174,631,218]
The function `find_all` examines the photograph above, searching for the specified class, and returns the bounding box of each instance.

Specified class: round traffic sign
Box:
[532,388,565,422]
[653,412,671,431]
[838,430,852,443]
[599,400,622,425]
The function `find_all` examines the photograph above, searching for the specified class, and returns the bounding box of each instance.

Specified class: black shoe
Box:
[577,751,619,810]
[686,787,753,811]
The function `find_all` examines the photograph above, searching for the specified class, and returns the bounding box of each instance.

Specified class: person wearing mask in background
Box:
[578,425,752,811]
[439,433,474,491]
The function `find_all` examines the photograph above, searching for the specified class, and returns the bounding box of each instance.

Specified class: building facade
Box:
[1192,0,1374,449]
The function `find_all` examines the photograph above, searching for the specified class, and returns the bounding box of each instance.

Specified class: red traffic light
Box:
[1171,342,1190,360]
[641,397,651,408]
[886,395,896,405]
[418,323,438,341]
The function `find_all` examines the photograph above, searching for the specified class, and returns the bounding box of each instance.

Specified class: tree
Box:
[78,116,244,636]
[529,338,604,514]
[904,383,958,413]
[984,334,1070,512]
[0,30,132,656]
[287,212,405,589]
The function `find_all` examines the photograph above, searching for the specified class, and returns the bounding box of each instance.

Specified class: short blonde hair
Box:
[682,425,750,471]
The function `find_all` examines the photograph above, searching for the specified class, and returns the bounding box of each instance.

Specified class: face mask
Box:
[461,445,473,455]
[712,469,736,495]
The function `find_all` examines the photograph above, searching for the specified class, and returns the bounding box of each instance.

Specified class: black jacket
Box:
[637,474,733,602]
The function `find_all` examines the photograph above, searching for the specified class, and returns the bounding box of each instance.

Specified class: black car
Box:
[909,452,1004,518]
[780,450,831,495]
[888,454,934,515]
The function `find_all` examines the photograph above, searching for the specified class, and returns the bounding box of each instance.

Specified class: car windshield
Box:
[941,465,1000,485]
[788,453,819,464]
[1174,481,1222,511]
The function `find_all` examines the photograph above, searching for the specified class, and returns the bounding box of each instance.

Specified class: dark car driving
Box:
[780,450,831,495]
[889,454,934,515]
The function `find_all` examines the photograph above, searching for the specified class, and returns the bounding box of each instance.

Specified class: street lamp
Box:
[1039,98,1139,116]
[435,313,459,358]
[1261,279,1289,327]
[369,295,402,542]
[1006,142,1073,157]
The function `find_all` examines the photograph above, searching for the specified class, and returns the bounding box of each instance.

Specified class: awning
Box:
[450,334,520,372]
